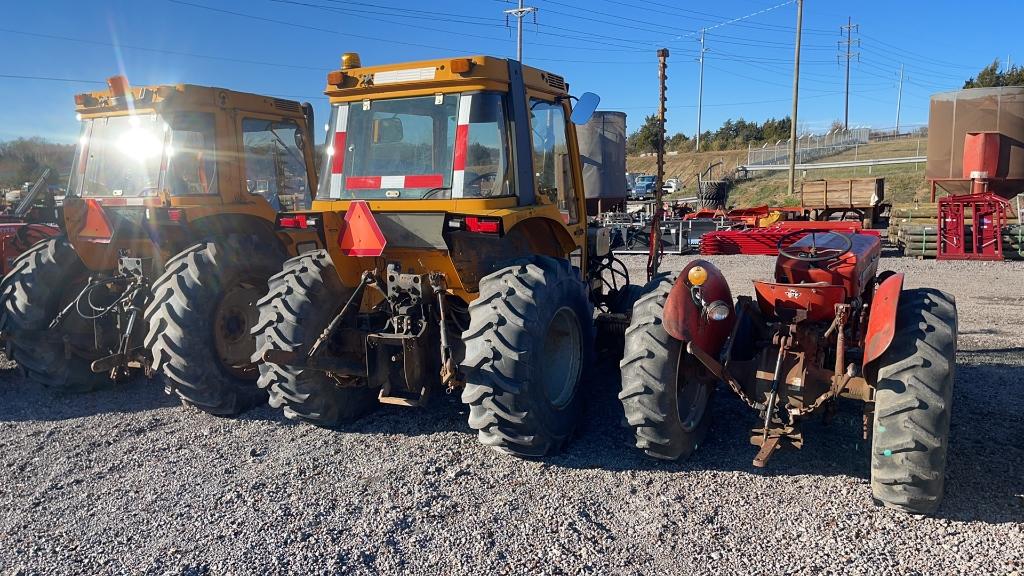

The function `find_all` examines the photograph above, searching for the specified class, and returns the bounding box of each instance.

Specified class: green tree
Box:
[626,114,662,155]
[963,59,1024,88]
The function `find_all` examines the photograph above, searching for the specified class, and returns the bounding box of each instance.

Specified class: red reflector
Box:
[464,217,501,234]
[78,199,114,243]
[279,214,309,229]
[338,201,386,257]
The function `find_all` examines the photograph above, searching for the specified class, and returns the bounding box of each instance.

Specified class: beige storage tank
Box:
[927,86,1024,198]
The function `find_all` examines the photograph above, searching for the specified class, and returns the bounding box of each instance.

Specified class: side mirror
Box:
[570,92,600,125]
[373,117,404,144]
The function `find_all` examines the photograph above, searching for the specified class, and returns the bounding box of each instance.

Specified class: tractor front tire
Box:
[871,288,957,515]
[618,274,714,461]
[251,250,377,427]
[145,239,285,416]
[461,256,594,458]
[0,236,107,392]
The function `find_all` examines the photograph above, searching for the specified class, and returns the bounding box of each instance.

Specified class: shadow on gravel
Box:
[0,372,177,422]
[235,389,474,438]
[554,349,1024,525]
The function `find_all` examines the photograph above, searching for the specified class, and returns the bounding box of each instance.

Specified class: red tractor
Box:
[619,230,957,515]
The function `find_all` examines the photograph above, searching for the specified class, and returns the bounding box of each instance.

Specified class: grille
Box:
[273,98,302,112]
[543,73,566,91]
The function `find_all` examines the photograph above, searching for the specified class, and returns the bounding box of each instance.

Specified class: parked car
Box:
[631,175,657,200]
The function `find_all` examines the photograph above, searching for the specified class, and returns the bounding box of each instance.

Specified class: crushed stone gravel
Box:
[0,255,1021,575]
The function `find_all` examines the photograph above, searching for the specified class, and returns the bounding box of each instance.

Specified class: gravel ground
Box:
[1,254,1022,575]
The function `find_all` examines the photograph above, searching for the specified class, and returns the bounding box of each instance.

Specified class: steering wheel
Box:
[465,171,498,193]
[777,230,854,263]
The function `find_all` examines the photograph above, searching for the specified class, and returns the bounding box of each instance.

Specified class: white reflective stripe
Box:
[373,67,436,85]
[451,94,473,199]
[457,94,472,125]
[451,170,465,199]
[329,105,350,198]
[336,104,349,132]
[380,175,406,189]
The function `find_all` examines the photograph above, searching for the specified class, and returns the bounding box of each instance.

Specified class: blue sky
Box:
[1,0,1019,143]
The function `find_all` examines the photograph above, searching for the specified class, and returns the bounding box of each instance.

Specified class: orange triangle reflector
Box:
[338,200,386,257]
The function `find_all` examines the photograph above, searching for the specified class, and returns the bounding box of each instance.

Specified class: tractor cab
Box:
[754,231,881,322]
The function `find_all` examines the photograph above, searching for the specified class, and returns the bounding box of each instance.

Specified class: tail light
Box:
[278,214,318,229]
[78,199,114,243]
[452,216,502,235]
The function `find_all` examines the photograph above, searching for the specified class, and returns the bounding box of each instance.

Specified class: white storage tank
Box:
[577,111,627,216]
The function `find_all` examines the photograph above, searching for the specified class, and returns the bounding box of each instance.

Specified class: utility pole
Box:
[839,16,860,130]
[787,0,803,197]
[895,63,904,136]
[695,28,707,153]
[648,48,669,281]
[504,0,537,62]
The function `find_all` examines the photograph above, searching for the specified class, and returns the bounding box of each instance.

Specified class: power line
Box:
[0,28,326,72]
[0,73,104,84]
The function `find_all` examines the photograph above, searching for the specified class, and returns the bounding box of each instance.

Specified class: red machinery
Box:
[699,221,879,256]
[937,193,1010,260]
[620,230,957,515]
[0,170,61,274]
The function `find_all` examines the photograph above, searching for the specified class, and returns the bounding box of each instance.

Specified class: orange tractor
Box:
[620,231,957,514]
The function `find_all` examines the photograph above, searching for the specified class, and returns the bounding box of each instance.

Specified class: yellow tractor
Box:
[0,77,319,415]
[253,54,627,456]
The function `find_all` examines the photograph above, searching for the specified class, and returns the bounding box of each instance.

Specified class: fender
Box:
[663,259,736,353]
[863,272,904,367]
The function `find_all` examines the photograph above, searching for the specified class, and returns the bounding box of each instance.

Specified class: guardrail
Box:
[738,155,927,173]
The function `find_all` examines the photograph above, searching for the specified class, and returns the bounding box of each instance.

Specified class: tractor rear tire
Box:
[461,256,594,458]
[144,239,284,416]
[618,274,714,461]
[251,250,377,426]
[0,236,108,392]
[871,288,957,515]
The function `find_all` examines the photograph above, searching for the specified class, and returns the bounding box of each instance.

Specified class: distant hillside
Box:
[626,137,930,207]
[0,138,74,189]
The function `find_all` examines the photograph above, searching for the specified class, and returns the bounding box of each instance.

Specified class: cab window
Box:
[529,99,577,224]
[462,93,513,198]
[167,112,218,196]
[242,118,311,210]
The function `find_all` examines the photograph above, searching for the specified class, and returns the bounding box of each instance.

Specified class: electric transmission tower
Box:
[838,17,860,130]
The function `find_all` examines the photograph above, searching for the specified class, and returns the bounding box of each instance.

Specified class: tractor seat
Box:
[754,232,881,323]
[774,233,881,299]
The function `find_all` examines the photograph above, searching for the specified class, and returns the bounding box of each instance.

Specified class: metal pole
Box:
[787,0,803,196]
[504,1,537,62]
[844,16,851,129]
[517,0,524,61]
[695,28,706,153]
[648,48,670,281]
[895,63,904,136]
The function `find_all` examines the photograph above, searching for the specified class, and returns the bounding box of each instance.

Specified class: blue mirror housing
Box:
[570,92,600,125]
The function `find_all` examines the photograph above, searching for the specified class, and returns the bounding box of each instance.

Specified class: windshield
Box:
[319,92,513,200]
[71,114,165,197]
[637,176,656,184]
[71,112,218,198]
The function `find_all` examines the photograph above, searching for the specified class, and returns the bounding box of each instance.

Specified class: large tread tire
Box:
[618,274,714,461]
[461,256,594,458]
[871,288,957,515]
[251,250,377,426]
[0,236,108,392]
[144,239,285,416]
